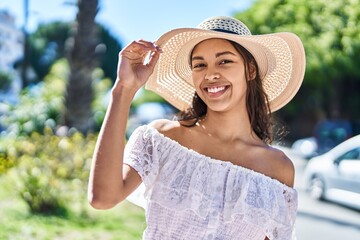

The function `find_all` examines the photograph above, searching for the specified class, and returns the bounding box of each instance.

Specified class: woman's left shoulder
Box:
[264,146,295,188]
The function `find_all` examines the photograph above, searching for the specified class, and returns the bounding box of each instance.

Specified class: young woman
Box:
[88,16,306,240]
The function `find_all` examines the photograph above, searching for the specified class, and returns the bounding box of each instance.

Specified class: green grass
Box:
[0,174,146,240]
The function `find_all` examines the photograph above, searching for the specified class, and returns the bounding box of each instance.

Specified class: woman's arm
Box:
[88,40,162,209]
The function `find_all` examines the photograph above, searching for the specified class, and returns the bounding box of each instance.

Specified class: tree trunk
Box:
[63,0,99,134]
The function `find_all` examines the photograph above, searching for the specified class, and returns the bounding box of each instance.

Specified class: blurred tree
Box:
[28,22,121,83]
[28,22,70,81]
[62,0,99,133]
[235,0,360,138]
[0,71,12,91]
[98,26,122,81]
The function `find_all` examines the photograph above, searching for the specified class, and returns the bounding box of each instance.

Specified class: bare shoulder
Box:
[148,119,181,135]
[264,146,295,188]
[148,119,193,144]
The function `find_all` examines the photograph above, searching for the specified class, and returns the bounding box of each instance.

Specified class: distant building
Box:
[0,10,23,70]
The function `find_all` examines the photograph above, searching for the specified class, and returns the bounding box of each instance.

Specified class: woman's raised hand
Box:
[114,40,162,94]
[89,40,162,209]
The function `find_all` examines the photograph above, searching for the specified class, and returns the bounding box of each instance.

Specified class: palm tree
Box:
[63,0,99,134]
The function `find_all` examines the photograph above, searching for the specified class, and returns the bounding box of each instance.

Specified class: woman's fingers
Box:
[138,40,162,53]
[147,49,161,69]
[121,40,161,60]
[115,39,162,89]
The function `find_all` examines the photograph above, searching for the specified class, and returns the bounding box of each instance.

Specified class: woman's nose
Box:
[205,69,220,81]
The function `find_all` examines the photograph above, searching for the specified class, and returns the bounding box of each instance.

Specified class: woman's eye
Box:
[193,63,206,69]
[220,59,233,65]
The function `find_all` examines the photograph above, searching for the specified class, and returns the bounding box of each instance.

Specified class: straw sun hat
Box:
[145,16,306,112]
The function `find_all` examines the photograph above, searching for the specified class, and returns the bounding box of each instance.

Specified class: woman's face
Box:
[191,38,247,113]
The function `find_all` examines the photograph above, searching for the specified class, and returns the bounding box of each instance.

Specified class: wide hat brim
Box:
[145,27,306,112]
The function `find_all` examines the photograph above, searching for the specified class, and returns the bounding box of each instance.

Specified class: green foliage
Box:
[28,21,122,83]
[0,184,146,240]
[1,158,145,238]
[0,58,111,136]
[29,21,71,81]
[0,138,16,174]
[235,0,360,119]
[7,127,96,215]
[91,69,113,131]
[0,130,146,239]
[237,0,360,82]
[0,59,67,136]
[98,26,123,81]
[0,71,13,91]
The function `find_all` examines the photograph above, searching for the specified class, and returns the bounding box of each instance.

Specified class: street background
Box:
[283,148,360,239]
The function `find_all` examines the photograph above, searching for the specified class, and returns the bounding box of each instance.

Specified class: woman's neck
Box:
[198,108,258,143]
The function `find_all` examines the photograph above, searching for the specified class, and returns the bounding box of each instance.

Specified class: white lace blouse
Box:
[124,125,298,240]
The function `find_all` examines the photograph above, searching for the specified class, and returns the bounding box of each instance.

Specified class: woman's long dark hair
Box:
[175,40,275,144]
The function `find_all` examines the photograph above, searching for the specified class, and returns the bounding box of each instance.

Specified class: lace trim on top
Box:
[124,125,298,240]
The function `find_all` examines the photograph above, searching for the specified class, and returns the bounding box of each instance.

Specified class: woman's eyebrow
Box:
[215,51,237,58]
[191,56,204,62]
[191,51,237,62]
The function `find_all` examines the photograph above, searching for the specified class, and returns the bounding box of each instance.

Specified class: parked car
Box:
[303,134,360,210]
[291,137,318,159]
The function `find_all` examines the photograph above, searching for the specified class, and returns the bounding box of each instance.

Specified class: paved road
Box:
[281,147,360,240]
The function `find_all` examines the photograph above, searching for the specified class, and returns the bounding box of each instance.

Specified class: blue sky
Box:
[1,0,253,45]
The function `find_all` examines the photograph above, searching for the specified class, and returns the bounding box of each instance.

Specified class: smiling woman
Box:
[190,39,248,115]
[88,16,306,240]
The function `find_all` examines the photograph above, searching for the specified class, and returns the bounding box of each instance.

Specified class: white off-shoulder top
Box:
[124,125,298,240]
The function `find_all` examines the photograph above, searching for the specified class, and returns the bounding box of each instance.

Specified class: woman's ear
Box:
[247,61,257,81]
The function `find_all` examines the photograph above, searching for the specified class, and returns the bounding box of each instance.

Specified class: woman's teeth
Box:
[207,86,226,93]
